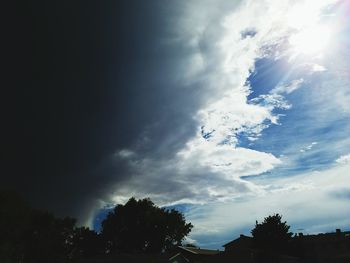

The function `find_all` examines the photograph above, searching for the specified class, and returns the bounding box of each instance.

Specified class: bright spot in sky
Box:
[289,25,332,56]
[286,0,334,57]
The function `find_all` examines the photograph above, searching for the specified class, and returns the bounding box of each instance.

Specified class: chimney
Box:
[336,229,341,235]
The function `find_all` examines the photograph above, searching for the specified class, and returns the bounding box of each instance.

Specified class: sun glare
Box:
[289,25,332,56]
[286,1,334,58]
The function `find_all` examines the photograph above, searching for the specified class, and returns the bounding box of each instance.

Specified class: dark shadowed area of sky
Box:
[3,0,182,222]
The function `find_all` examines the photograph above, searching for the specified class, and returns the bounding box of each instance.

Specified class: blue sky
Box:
[91,0,350,249]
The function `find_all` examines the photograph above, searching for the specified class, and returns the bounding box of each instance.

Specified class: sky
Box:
[4,0,350,249]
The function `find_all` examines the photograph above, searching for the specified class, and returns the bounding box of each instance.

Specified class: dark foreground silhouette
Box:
[1,192,349,263]
[171,215,350,263]
[0,192,191,262]
[219,214,350,263]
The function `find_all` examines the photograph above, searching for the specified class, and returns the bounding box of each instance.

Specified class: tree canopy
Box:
[251,213,293,252]
[101,197,193,254]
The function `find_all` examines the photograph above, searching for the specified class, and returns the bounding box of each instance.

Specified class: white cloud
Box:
[178,136,281,179]
[271,79,304,94]
[250,94,291,111]
[198,91,279,146]
[336,154,350,165]
[108,138,279,207]
[173,0,335,191]
[310,63,327,72]
[299,142,318,153]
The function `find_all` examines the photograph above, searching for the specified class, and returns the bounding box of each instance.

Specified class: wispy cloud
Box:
[271,79,304,94]
[299,142,318,153]
[336,154,350,165]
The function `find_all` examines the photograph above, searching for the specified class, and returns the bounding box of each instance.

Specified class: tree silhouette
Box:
[1,191,32,262]
[0,191,100,262]
[101,197,193,254]
[71,226,102,258]
[22,211,76,263]
[1,193,192,260]
[251,214,293,253]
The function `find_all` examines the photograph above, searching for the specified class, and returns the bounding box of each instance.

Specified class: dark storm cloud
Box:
[4,0,250,226]
[3,0,201,223]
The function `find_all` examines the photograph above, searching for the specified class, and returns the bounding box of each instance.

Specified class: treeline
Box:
[0,192,192,263]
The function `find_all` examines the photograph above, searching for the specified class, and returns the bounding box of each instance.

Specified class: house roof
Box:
[178,246,221,255]
[223,234,252,247]
[297,230,350,242]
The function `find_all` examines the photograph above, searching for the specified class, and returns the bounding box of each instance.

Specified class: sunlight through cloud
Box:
[289,25,332,56]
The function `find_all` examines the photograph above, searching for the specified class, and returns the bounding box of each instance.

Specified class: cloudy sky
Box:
[5,0,350,249]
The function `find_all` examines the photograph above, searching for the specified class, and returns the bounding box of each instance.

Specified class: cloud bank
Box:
[93,0,350,246]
